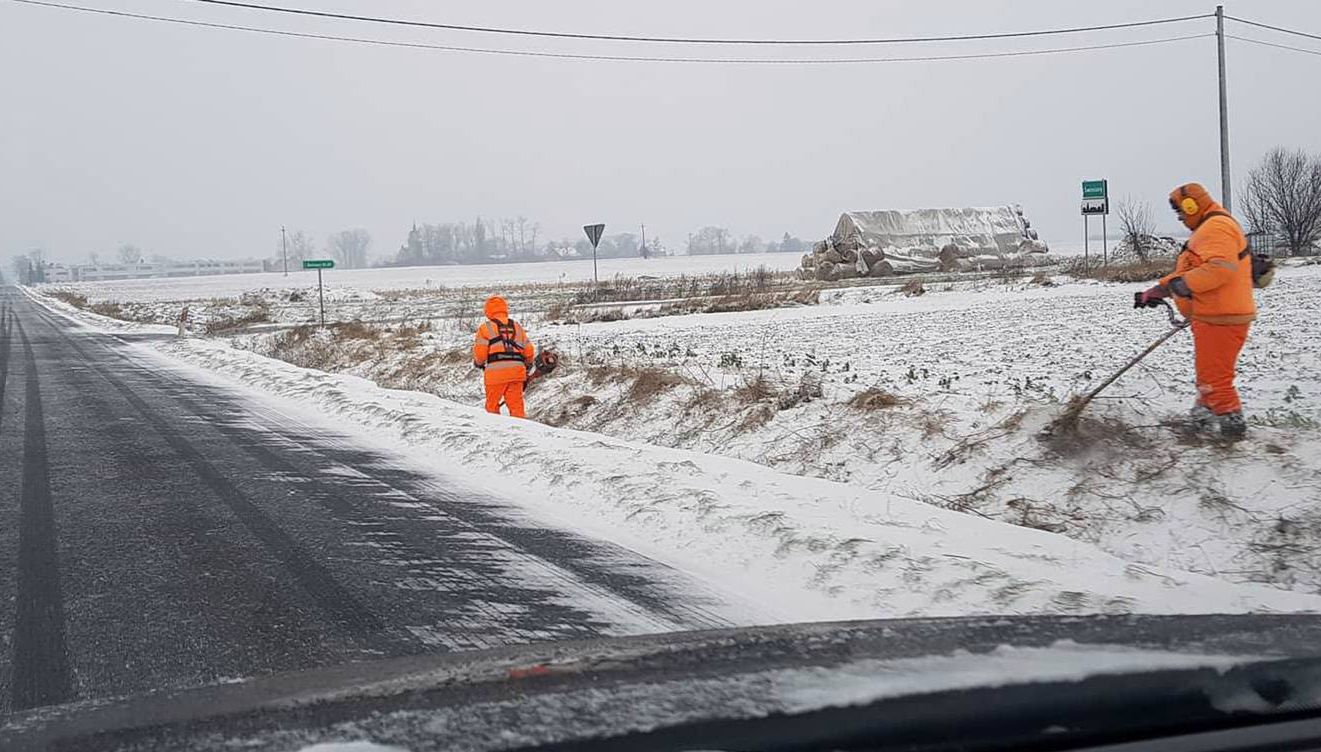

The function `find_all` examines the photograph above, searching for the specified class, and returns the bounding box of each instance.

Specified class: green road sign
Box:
[302,259,335,269]
[1082,180,1108,200]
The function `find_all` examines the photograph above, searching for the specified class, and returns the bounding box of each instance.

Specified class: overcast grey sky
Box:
[2,0,1319,264]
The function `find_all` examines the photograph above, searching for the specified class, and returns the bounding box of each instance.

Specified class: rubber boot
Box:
[1186,404,1215,430]
[1218,411,1247,439]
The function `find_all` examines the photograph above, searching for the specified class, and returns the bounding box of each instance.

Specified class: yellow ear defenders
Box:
[1177,186,1199,216]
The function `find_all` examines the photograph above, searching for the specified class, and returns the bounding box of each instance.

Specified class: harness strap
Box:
[484,318,527,363]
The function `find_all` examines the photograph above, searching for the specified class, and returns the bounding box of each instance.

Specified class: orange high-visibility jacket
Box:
[1161,187,1256,326]
[473,296,535,385]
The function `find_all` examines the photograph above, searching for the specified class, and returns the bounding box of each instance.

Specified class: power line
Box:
[1226,15,1321,43]
[1228,34,1321,58]
[7,0,1215,65]
[175,0,1211,46]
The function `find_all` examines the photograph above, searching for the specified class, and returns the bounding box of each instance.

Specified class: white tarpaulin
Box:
[801,205,1051,280]
[834,206,1040,256]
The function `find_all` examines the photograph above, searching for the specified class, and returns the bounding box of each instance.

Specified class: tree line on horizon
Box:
[368,218,810,269]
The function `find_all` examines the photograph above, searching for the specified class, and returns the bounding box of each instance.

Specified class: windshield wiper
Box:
[512,656,1321,752]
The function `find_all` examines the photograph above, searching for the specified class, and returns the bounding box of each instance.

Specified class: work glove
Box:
[1133,285,1169,309]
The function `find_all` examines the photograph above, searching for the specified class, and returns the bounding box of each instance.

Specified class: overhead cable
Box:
[174,0,1212,46]
[1228,34,1321,58]
[1226,15,1321,43]
[7,1,1215,65]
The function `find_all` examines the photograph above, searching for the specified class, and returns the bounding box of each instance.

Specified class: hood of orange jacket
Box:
[484,296,509,322]
[1169,183,1223,231]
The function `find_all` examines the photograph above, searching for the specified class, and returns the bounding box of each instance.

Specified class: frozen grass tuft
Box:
[848,386,908,411]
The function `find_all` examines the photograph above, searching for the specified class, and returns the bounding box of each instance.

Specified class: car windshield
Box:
[2,1,1320,750]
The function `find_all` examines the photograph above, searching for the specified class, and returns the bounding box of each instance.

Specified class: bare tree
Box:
[26,249,45,283]
[327,228,371,269]
[473,218,488,260]
[499,218,516,256]
[686,226,732,255]
[117,243,143,265]
[1116,197,1157,262]
[1241,147,1321,256]
[514,216,538,257]
[12,255,35,284]
[738,234,766,254]
[286,230,316,263]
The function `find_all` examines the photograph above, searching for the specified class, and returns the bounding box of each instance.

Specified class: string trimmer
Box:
[1045,297,1189,433]
[497,349,561,409]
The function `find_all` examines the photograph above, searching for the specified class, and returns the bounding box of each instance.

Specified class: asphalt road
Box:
[0,287,728,715]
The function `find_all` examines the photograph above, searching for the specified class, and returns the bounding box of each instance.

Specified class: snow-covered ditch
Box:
[26,286,1321,619]
[170,265,1321,597]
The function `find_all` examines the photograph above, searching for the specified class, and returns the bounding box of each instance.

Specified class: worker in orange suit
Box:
[1135,182,1255,439]
[473,295,535,418]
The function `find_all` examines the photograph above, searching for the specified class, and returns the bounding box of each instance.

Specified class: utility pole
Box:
[640,222,647,258]
[1083,215,1089,266]
[1216,5,1232,212]
[281,226,288,277]
[1102,212,1108,266]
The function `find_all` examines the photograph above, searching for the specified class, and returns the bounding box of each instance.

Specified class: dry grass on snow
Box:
[900,279,927,297]
[1065,258,1174,284]
[847,386,909,411]
[48,290,157,323]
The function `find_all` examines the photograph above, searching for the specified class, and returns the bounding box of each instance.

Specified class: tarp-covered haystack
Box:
[800,206,1053,281]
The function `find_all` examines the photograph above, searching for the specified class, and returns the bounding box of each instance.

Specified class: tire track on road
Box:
[35,306,387,639]
[107,341,730,635]
[11,318,73,711]
[35,323,358,694]
[23,299,729,653]
[0,301,12,434]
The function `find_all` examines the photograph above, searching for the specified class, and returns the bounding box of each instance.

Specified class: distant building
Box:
[43,263,76,283]
[61,259,265,282]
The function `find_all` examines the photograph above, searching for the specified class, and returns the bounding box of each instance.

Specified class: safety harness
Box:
[485,318,528,363]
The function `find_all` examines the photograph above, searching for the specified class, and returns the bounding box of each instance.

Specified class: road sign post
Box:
[583,223,605,284]
[1081,180,1110,265]
[302,259,335,327]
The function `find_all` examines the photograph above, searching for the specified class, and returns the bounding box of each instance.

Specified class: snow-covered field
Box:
[25,260,1321,620]
[531,267,1321,595]
[41,253,806,303]
[35,252,820,333]
[194,266,1320,594]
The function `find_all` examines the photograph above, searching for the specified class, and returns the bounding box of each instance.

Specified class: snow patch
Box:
[296,743,410,752]
[76,328,1321,620]
[774,641,1265,712]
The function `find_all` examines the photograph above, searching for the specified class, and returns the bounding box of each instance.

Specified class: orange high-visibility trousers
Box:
[1191,321,1250,415]
[484,380,526,418]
